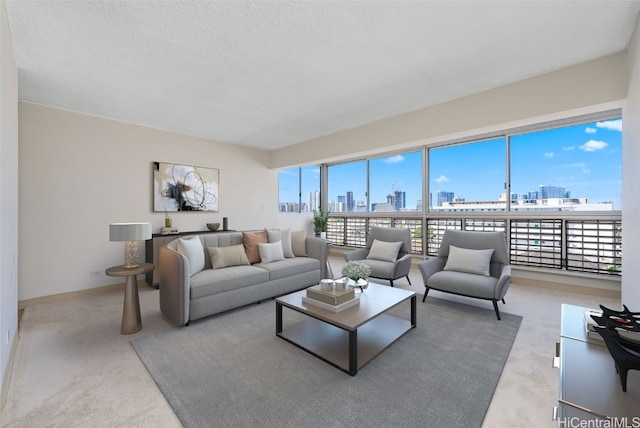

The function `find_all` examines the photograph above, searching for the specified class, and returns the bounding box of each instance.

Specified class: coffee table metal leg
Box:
[411,295,417,327]
[349,329,358,376]
[276,302,283,334]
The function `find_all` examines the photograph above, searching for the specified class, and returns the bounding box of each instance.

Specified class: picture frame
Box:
[153,161,219,212]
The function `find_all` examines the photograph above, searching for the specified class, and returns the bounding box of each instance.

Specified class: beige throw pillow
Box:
[243,230,268,264]
[208,244,250,269]
[257,241,285,264]
[366,239,403,262]
[291,230,307,257]
[443,245,494,276]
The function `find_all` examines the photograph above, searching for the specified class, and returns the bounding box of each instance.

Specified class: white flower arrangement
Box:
[341,261,372,282]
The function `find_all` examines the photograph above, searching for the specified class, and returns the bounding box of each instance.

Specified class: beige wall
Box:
[18,103,279,300]
[271,53,628,168]
[0,0,18,404]
[622,15,640,306]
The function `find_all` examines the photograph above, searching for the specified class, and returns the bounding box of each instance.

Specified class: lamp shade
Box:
[109,223,152,242]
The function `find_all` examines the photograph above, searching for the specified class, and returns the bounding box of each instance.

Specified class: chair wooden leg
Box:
[493,300,501,320]
[422,286,430,302]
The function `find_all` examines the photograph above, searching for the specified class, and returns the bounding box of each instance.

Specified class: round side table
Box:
[105,263,154,335]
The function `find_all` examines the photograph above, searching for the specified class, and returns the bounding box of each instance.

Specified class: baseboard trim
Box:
[1,326,19,410]
[18,282,127,310]
[511,276,621,299]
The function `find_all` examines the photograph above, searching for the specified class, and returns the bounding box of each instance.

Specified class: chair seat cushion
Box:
[358,259,396,278]
[427,270,498,300]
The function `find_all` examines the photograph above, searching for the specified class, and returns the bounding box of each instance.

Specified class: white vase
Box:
[320,232,327,239]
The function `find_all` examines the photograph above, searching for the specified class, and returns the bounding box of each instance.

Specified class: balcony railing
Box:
[326,214,622,276]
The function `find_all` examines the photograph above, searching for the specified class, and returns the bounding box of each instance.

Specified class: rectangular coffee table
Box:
[276,282,416,376]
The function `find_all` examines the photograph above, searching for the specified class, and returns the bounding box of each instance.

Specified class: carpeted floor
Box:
[132,296,522,428]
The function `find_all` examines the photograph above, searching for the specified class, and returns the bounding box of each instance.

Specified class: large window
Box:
[278,165,320,213]
[510,118,622,211]
[369,151,422,212]
[328,161,367,212]
[327,152,423,213]
[429,138,506,212]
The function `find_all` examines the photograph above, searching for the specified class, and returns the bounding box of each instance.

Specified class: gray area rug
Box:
[131,296,522,428]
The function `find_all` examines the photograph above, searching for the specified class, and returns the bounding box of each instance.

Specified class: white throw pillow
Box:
[291,230,307,257]
[267,228,294,258]
[443,245,494,276]
[367,239,403,262]
[257,241,285,264]
[176,236,205,276]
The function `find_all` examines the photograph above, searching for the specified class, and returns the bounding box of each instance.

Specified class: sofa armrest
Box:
[393,253,413,278]
[344,248,369,262]
[305,236,327,264]
[417,257,447,283]
[159,245,190,326]
[495,264,512,300]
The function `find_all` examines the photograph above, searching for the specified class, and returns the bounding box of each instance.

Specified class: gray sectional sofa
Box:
[158,230,326,326]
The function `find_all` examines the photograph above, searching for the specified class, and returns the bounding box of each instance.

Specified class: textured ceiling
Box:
[5,1,640,150]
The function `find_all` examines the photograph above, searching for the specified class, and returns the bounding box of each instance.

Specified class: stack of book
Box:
[584,308,604,344]
[302,281,359,313]
[161,227,179,235]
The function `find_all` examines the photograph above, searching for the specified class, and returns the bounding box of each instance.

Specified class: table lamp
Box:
[109,222,152,268]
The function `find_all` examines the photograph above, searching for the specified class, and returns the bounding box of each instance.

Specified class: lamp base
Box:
[124,240,140,269]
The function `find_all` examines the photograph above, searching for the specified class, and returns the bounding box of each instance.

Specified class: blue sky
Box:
[280,118,622,210]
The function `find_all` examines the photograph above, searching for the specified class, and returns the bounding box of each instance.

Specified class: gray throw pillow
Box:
[267,228,295,258]
[443,245,494,276]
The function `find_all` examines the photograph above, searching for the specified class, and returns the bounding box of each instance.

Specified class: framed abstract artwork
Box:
[153,162,219,212]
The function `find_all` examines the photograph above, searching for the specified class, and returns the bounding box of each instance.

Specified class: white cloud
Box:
[544,152,554,158]
[385,155,404,164]
[562,146,575,151]
[580,140,608,152]
[435,175,449,183]
[565,162,591,174]
[585,127,597,134]
[596,119,622,132]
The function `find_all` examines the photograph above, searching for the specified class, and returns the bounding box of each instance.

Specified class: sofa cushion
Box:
[367,239,402,262]
[267,228,295,258]
[208,244,250,269]
[258,241,285,264]
[255,257,321,281]
[176,236,205,276]
[291,230,307,257]
[243,230,268,264]
[358,259,395,278]
[189,265,269,300]
[444,245,494,276]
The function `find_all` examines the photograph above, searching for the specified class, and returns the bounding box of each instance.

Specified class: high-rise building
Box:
[539,185,567,199]
[307,190,320,212]
[437,191,454,206]
[346,191,354,212]
[388,190,406,211]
